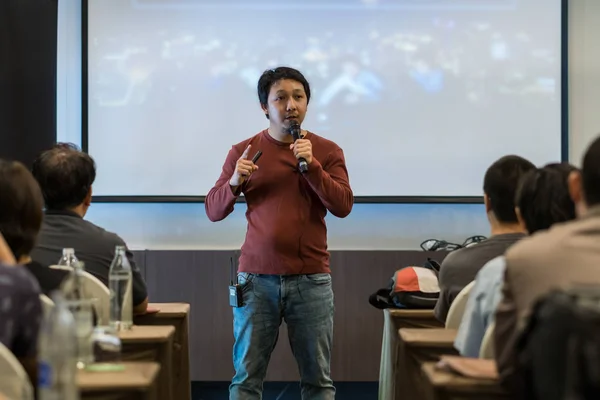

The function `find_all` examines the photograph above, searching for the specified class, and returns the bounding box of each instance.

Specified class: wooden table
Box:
[79,362,160,400]
[379,309,444,400]
[396,328,459,400]
[421,362,510,400]
[134,303,191,400]
[119,325,175,400]
[399,328,457,349]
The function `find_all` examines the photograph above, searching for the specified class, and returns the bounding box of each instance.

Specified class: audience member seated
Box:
[434,155,536,322]
[0,232,42,387]
[30,143,149,314]
[494,135,600,393]
[0,159,70,295]
[454,163,577,357]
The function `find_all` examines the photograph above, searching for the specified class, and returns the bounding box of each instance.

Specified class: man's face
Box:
[262,79,308,131]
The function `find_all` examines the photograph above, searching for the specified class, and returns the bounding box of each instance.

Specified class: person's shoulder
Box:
[506,221,574,270]
[99,227,128,249]
[437,249,466,278]
[80,219,128,249]
[39,212,75,230]
[476,255,506,281]
[231,131,265,153]
[440,246,471,267]
[307,131,342,151]
[439,248,459,265]
[0,264,41,295]
[439,243,495,276]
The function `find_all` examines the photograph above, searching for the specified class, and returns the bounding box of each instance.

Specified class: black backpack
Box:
[516,286,600,400]
[369,258,441,310]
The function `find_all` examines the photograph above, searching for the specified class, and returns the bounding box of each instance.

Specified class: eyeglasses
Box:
[462,235,487,248]
[420,235,488,252]
[420,239,462,252]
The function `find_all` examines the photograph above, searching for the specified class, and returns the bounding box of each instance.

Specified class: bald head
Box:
[32,143,96,210]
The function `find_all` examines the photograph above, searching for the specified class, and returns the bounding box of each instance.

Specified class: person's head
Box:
[569,135,600,216]
[257,67,311,134]
[32,143,96,215]
[483,155,536,228]
[0,159,44,261]
[515,163,578,234]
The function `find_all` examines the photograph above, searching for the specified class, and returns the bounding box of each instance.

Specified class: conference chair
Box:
[49,265,110,325]
[445,281,475,329]
[479,321,496,360]
[39,293,55,319]
[0,342,33,400]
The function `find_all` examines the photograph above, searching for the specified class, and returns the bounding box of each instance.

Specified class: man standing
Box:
[206,67,353,400]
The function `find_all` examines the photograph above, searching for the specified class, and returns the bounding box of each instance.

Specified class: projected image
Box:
[132,0,517,9]
[87,0,562,197]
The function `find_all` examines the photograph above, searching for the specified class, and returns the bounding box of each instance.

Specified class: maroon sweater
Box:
[206,130,353,275]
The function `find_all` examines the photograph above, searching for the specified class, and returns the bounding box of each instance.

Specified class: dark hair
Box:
[0,159,44,259]
[515,163,578,234]
[483,155,536,223]
[257,67,311,119]
[31,143,96,210]
[582,135,600,207]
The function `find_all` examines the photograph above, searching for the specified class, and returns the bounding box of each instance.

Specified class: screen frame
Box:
[81,0,569,204]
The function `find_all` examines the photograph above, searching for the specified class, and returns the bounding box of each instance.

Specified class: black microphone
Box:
[289,121,308,173]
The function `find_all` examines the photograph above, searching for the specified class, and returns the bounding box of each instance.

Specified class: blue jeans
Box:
[230,273,335,400]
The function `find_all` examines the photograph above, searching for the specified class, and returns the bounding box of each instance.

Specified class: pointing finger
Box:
[240,145,251,160]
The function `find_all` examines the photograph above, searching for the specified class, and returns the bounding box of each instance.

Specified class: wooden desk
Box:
[379,309,443,400]
[396,328,459,400]
[134,303,191,400]
[399,328,457,349]
[79,362,160,400]
[421,362,510,400]
[119,325,175,400]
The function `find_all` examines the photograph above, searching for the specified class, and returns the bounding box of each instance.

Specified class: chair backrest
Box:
[39,294,55,319]
[49,265,110,325]
[479,321,495,359]
[0,342,33,400]
[445,280,475,329]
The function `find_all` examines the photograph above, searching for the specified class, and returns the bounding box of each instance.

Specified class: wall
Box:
[1,0,57,167]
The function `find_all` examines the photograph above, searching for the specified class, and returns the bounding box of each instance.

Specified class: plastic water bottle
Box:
[57,248,78,267]
[38,292,80,400]
[70,262,94,369]
[58,248,94,369]
[109,245,133,331]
